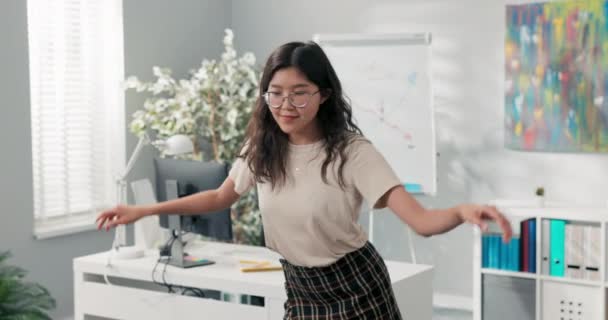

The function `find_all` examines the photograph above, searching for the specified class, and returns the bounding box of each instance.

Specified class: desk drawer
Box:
[79,281,267,319]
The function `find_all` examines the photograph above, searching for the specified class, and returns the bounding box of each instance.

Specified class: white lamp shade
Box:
[162,135,194,155]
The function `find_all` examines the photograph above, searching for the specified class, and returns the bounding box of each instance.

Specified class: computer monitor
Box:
[153,157,233,267]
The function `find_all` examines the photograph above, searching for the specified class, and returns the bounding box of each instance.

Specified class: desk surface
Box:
[74,240,433,299]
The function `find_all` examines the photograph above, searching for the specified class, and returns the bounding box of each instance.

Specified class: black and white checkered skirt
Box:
[279,241,403,319]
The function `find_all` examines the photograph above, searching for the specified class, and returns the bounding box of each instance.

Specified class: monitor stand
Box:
[165,215,215,268]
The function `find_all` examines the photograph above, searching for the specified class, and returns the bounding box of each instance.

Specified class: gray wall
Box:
[0,1,114,318]
[0,1,230,319]
[231,0,608,299]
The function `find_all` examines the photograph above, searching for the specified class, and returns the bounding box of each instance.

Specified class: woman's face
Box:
[266,67,327,139]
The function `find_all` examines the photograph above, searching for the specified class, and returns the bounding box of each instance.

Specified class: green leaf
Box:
[0,252,56,319]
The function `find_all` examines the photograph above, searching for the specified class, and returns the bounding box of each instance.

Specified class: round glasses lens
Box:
[266,93,283,108]
[289,92,311,108]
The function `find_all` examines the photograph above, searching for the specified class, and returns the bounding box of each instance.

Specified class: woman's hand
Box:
[96,205,147,231]
[458,204,513,242]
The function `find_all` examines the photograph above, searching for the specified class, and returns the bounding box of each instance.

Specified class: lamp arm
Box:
[111,132,150,248]
[118,133,150,181]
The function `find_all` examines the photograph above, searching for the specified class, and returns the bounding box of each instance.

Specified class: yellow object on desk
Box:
[240,265,283,273]
[238,259,282,272]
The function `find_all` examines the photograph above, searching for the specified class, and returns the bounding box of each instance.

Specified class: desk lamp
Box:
[111,133,194,260]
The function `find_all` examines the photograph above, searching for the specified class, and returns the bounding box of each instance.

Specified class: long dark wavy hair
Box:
[241,41,362,189]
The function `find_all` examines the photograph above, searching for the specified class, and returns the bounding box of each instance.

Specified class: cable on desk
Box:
[153,232,207,298]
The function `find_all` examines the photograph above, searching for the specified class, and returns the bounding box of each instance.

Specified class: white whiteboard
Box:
[315,33,436,195]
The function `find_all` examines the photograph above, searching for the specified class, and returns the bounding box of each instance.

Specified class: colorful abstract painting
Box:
[505,0,608,152]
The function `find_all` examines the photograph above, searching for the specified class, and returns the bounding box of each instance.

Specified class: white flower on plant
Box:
[241,52,255,66]
[238,83,251,98]
[153,99,167,112]
[124,76,140,89]
[226,108,238,126]
[152,78,169,94]
[223,29,234,47]
[152,66,165,77]
[143,100,155,111]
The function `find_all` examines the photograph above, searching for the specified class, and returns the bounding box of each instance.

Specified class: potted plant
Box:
[124,29,263,245]
[535,186,545,207]
[0,251,56,319]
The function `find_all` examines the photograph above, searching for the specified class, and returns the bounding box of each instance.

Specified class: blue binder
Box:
[511,237,520,271]
[500,238,509,270]
[482,235,489,268]
[549,220,566,277]
[528,219,537,273]
[489,235,500,269]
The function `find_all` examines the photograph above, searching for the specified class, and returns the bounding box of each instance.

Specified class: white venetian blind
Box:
[27,0,124,233]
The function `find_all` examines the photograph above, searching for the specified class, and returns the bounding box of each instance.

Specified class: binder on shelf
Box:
[482,235,489,268]
[492,236,499,270]
[487,235,496,269]
[549,220,566,277]
[583,225,601,281]
[519,218,536,272]
[510,237,520,271]
[504,239,513,271]
[520,220,529,272]
[528,219,536,273]
[541,219,551,274]
[500,236,508,270]
[564,223,584,279]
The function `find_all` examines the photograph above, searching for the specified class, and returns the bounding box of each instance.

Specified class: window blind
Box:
[26,0,124,234]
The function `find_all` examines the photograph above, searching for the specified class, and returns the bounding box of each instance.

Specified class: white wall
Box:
[232,0,608,299]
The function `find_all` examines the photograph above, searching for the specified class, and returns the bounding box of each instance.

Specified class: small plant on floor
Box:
[0,251,56,320]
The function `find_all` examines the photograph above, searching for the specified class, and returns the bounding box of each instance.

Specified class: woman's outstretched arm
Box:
[383,186,512,242]
[96,177,241,231]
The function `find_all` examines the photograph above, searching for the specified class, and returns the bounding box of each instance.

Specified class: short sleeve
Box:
[348,138,401,209]
[228,157,255,195]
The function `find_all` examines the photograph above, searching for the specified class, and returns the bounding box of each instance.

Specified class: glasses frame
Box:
[263,90,321,109]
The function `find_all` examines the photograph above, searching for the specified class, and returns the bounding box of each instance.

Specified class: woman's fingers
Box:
[96,214,110,230]
[96,206,142,231]
[96,208,119,230]
[482,206,513,242]
[107,216,127,230]
[469,210,487,232]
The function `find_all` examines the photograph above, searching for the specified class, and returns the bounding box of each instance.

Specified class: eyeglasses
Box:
[263,90,320,109]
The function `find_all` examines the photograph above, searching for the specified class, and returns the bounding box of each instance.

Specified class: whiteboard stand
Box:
[368,207,418,264]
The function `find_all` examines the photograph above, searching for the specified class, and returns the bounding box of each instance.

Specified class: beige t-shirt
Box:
[228,137,401,267]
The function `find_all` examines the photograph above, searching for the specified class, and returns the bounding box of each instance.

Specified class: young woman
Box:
[97,41,512,319]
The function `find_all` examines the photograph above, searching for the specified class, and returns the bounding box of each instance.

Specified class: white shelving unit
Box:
[473,205,608,320]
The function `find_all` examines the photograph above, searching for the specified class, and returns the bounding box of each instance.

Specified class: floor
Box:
[433,309,472,320]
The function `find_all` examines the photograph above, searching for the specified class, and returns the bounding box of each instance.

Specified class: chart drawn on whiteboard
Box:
[358,101,415,150]
[316,33,436,194]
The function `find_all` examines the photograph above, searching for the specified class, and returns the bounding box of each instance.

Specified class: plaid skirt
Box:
[279,241,403,319]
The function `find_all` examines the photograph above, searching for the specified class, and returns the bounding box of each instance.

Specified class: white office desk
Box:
[74,241,433,319]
